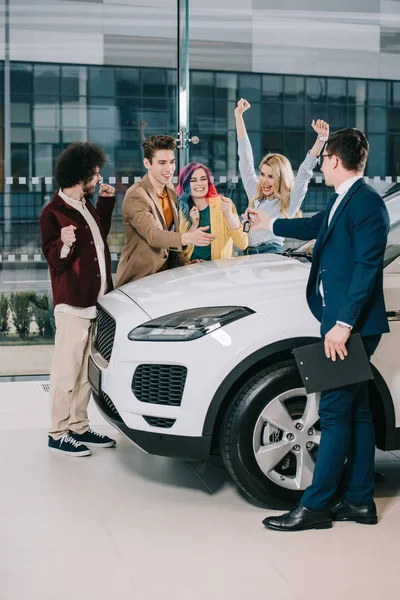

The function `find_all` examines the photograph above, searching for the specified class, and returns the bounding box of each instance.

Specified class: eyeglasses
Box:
[317,153,333,166]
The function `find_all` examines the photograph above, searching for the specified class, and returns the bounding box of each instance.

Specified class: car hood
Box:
[117,254,311,321]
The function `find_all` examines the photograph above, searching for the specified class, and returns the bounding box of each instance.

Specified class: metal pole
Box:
[3,0,11,253]
[177,0,190,171]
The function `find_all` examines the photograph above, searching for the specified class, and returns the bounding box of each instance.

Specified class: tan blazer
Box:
[115,174,187,286]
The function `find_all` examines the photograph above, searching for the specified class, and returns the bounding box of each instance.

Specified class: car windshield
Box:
[290,185,400,267]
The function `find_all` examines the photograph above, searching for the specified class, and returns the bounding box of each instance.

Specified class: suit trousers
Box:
[301,335,381,511]
[48,312,92,440]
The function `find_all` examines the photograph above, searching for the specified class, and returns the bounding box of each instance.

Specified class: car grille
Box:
[99,390,123,423]
[143,416,176,429]
[94,305,116,363]
[132,364,187,406]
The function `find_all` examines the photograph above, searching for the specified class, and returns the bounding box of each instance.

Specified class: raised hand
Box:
[61,225,76,247]
[309,119,330,157]
[311,119,329,139]
[235,98,251,117]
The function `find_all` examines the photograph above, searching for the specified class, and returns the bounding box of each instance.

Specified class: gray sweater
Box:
[238,134,317,247]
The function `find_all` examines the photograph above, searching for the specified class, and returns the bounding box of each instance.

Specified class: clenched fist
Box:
[61,225,76,248]
[99,184,115,197]
[235,98,251,117]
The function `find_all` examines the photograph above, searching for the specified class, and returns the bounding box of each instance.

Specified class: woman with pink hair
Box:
[177,162,248,261]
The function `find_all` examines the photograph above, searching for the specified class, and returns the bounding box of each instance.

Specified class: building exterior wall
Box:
[1,0,399,79]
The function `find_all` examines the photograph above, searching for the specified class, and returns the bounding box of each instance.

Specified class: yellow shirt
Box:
[179,196,248,260]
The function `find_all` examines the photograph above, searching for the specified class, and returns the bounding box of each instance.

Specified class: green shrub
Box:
[9,292,35,339]
[31,295,55,339]
[0,294,10,336]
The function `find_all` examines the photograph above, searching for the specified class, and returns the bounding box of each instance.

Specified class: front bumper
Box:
[89,383,212,461]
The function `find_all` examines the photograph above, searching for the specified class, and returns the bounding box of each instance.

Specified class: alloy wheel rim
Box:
[252,388,321,491]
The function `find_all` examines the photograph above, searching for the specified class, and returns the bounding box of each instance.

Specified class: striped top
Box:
[238,135,317,247]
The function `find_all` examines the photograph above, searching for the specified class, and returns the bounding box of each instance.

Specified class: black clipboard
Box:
[292,334,373,394]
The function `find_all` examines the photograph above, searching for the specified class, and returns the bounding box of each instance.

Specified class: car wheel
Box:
[220,360,321,508]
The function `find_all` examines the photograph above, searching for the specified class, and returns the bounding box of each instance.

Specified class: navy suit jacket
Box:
[274,179,390,337]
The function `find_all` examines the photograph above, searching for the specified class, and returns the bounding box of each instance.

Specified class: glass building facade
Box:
[0,0,400,376]
[1,62,400,257]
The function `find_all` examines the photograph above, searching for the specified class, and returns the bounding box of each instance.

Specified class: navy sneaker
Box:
[48,434,92,457]
[70,428,116,448]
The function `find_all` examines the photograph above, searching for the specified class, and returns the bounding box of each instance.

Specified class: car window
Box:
[385,220,400,267]
[382,188,400,267]
[384,183,400,215]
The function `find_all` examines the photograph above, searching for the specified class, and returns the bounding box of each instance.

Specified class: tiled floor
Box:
[1,381,400,600]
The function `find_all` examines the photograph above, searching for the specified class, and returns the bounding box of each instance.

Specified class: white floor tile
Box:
[2,381,400,600]
[0,546,135,599]
[0,507,111,552]
[12,595,140,600]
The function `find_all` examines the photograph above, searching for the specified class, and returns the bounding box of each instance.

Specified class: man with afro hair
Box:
[40,142,117,456]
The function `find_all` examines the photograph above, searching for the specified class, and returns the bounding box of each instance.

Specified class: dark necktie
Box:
[326,192,339,214]
[324,192,339,231]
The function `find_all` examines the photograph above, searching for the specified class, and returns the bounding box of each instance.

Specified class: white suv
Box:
[88,187,400,507]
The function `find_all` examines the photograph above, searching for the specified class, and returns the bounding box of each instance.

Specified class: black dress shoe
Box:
[331,498,378,525]
[262,505,332,532]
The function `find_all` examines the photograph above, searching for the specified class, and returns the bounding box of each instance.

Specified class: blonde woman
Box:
[235,98,329,254]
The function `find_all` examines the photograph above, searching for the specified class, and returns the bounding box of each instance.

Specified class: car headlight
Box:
[128,306,254,342]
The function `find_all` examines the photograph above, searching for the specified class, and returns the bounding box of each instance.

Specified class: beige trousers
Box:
[49,312,93,440]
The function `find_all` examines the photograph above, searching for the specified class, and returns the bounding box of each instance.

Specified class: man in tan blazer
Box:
[116,135,215,286]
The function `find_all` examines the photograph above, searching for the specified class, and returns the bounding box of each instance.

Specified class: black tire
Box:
[220,359,317,509]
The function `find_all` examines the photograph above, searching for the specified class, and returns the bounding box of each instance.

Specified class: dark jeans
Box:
[244,242,283,255]
[301,335,381,511]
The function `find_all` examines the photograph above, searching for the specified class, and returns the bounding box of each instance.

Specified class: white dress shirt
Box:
[327,175,363,225]
[55,189,107,320]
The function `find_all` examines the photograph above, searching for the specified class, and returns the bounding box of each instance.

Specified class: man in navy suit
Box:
[248,129,390,531]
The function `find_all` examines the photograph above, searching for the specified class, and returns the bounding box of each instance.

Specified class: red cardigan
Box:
[39,191,116,308]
